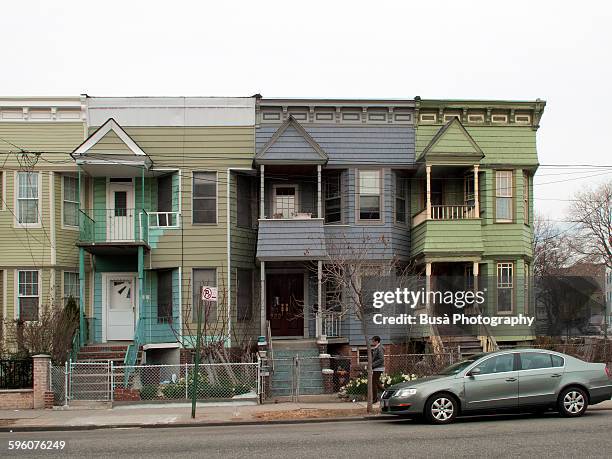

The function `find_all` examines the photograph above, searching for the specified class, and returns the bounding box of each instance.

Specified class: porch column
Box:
[260,165,265,219]
[317,165,322,219]
[78,247,86,346]
[472,261,479,293]
[317,260,323,338]
[473,164,480,217]
[426,165,432,219]
[260,261,266,337]
[425,262,432,313]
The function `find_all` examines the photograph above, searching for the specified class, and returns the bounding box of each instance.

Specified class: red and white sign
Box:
[201,286,218,302]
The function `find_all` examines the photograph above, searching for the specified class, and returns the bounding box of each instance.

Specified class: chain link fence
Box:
[50,364,67,406]
[507,341,612,366]
[112,363,259,402]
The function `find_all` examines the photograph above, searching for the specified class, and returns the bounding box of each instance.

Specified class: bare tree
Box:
[570,182,612,269]
[321,231,415,413]
[533,214,574,277]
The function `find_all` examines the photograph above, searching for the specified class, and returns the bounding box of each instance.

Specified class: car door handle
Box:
[551,374,562,378]
[506,377,517,382]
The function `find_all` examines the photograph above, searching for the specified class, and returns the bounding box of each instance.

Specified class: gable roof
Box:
[419,118,484,163]
[72,118,148,158]
[255,115,328,165]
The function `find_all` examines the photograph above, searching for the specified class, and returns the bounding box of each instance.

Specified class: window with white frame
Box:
[17,172,39,224]
[18,270,39,321]
[324,171,342,224]
[395,174,407,224]
[63,175,79,227]
[192,268,217,322]
[523,172,530,224]
[274,185,298,218]
[358,170,381,221]
[495,170,513,222]
[63,271,79,305]
[497,262,513,313]
[192,171,217,224]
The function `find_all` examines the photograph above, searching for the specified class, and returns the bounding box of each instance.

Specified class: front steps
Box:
[270,339,324,397]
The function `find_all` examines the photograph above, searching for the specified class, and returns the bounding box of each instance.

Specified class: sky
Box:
[2,0,611,222]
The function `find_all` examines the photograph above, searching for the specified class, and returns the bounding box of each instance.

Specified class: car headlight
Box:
[395,388,417,397]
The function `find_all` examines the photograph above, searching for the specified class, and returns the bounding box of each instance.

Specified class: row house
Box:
[0,95,545,372]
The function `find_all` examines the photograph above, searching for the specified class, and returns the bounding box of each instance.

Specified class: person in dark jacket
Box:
[370,336,385,401]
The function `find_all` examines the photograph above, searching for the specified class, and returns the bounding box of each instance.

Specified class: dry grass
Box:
[254,407,371,421]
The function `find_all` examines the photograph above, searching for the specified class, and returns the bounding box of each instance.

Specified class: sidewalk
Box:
[1,400,610,432]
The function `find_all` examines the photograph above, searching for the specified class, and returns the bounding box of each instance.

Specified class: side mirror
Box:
[467,367,481,377]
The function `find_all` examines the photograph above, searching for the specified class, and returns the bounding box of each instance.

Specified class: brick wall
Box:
[0,390,34,409]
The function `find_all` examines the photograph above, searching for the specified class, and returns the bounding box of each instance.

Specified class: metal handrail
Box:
[78,208,149,244]
[267,320,274,373]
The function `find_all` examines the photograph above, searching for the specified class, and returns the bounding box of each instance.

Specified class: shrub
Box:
[140,385,160,400]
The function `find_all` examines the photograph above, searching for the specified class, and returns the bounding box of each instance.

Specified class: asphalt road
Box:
[1,411,612,458]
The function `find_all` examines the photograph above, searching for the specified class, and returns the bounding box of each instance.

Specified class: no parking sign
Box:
[201,285,218,302]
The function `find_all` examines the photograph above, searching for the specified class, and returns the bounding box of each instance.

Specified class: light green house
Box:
[411,98,545,347]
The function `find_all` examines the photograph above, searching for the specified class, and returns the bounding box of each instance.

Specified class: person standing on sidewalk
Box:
[370,336,385,401]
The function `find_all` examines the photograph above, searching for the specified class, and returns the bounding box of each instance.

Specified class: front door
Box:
[267,273,304,336]
[108,179,134,241]
[107,276,136,341]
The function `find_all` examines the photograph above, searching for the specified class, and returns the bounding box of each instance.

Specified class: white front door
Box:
[107,180,135,241]
[106,276,136,341]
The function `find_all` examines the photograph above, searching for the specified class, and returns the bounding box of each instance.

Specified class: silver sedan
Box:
[381,349,612,424]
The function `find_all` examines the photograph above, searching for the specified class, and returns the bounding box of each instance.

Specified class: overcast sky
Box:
[2,0,611,222]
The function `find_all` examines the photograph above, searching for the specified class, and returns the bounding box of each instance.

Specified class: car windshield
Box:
[437,354,487,375]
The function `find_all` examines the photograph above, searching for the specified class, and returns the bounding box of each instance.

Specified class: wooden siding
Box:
[410,220,484,258]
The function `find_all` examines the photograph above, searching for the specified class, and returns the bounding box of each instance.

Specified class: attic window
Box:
[316,112,334,121]
[491,114,508,123]
[515,114,531,124]
[394,113,412,122]
[368,112,386,122]
[342,112,360,121]
[468,114,484,123]
[420,113,436,122]
[290,112,307,121]
[444,114,461,122]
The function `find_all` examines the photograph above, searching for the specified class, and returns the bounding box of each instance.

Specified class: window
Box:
[358,170,381,221]
[468,114,484,123]
[495,170,513,222]
[551,354,565,367]
[515,114,531,124]
[237,268,253,321]
[497,262,514,313]
[63,272,79,306]
[157,270,174,323]
[156,174,174,227]
[18,270,39,321]
[273,185,298,218]
[237,175,253,228]
[420,113,436,123]
[325,278,343,313]
[524,263,530,315]
[63,175,79,227]
[17,172,39,224]
[192,268,216,322]
[523,172,530,224]
[395,174,407,224]
[464,172,475,206]
[492,114,508,123]
[358,348,369,365]
[324,172,342,224]
[193,172,217,224]
[520,352,553,370]
[473,353,515,375]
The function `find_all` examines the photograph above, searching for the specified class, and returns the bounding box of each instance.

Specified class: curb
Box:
[0,415,391,433]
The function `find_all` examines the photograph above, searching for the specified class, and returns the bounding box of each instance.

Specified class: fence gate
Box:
[69,361,112,402]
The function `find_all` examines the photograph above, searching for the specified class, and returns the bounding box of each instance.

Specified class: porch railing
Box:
[323,312,343,338]
[78,208,149,244]
[431,205,476,220]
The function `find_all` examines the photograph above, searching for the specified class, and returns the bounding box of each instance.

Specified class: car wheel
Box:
[558,387,588,417]
[425,394,458,424]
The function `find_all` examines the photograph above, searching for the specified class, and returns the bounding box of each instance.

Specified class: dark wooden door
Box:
[267,273,304,336]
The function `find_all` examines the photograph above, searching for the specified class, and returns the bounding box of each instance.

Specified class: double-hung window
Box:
[63,271,79,306]
[395,174,407,224]
[497,262,514,313]
[18,270,39,321]
[193,172,217,224]
[63,175,79,227]
[157,270,174,323]
[192,268,217,322]
[495,170,513,222]
[324,172,342,223]
[17,172,39,224]
[358,170,381,221]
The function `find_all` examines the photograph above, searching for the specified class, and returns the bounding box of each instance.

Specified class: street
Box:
[1,410,611,458]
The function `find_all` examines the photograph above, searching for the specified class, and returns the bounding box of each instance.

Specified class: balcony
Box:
[77,208,150,255]
[256,217,327,261]
[413,205,477,226]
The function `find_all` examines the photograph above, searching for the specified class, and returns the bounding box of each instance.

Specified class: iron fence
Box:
[112,363,259,402]
[0,358,33,389]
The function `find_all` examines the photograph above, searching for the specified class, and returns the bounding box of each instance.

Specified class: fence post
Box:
[110,361,114,403]
[185,364,189,400]
[64,361,69,407]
